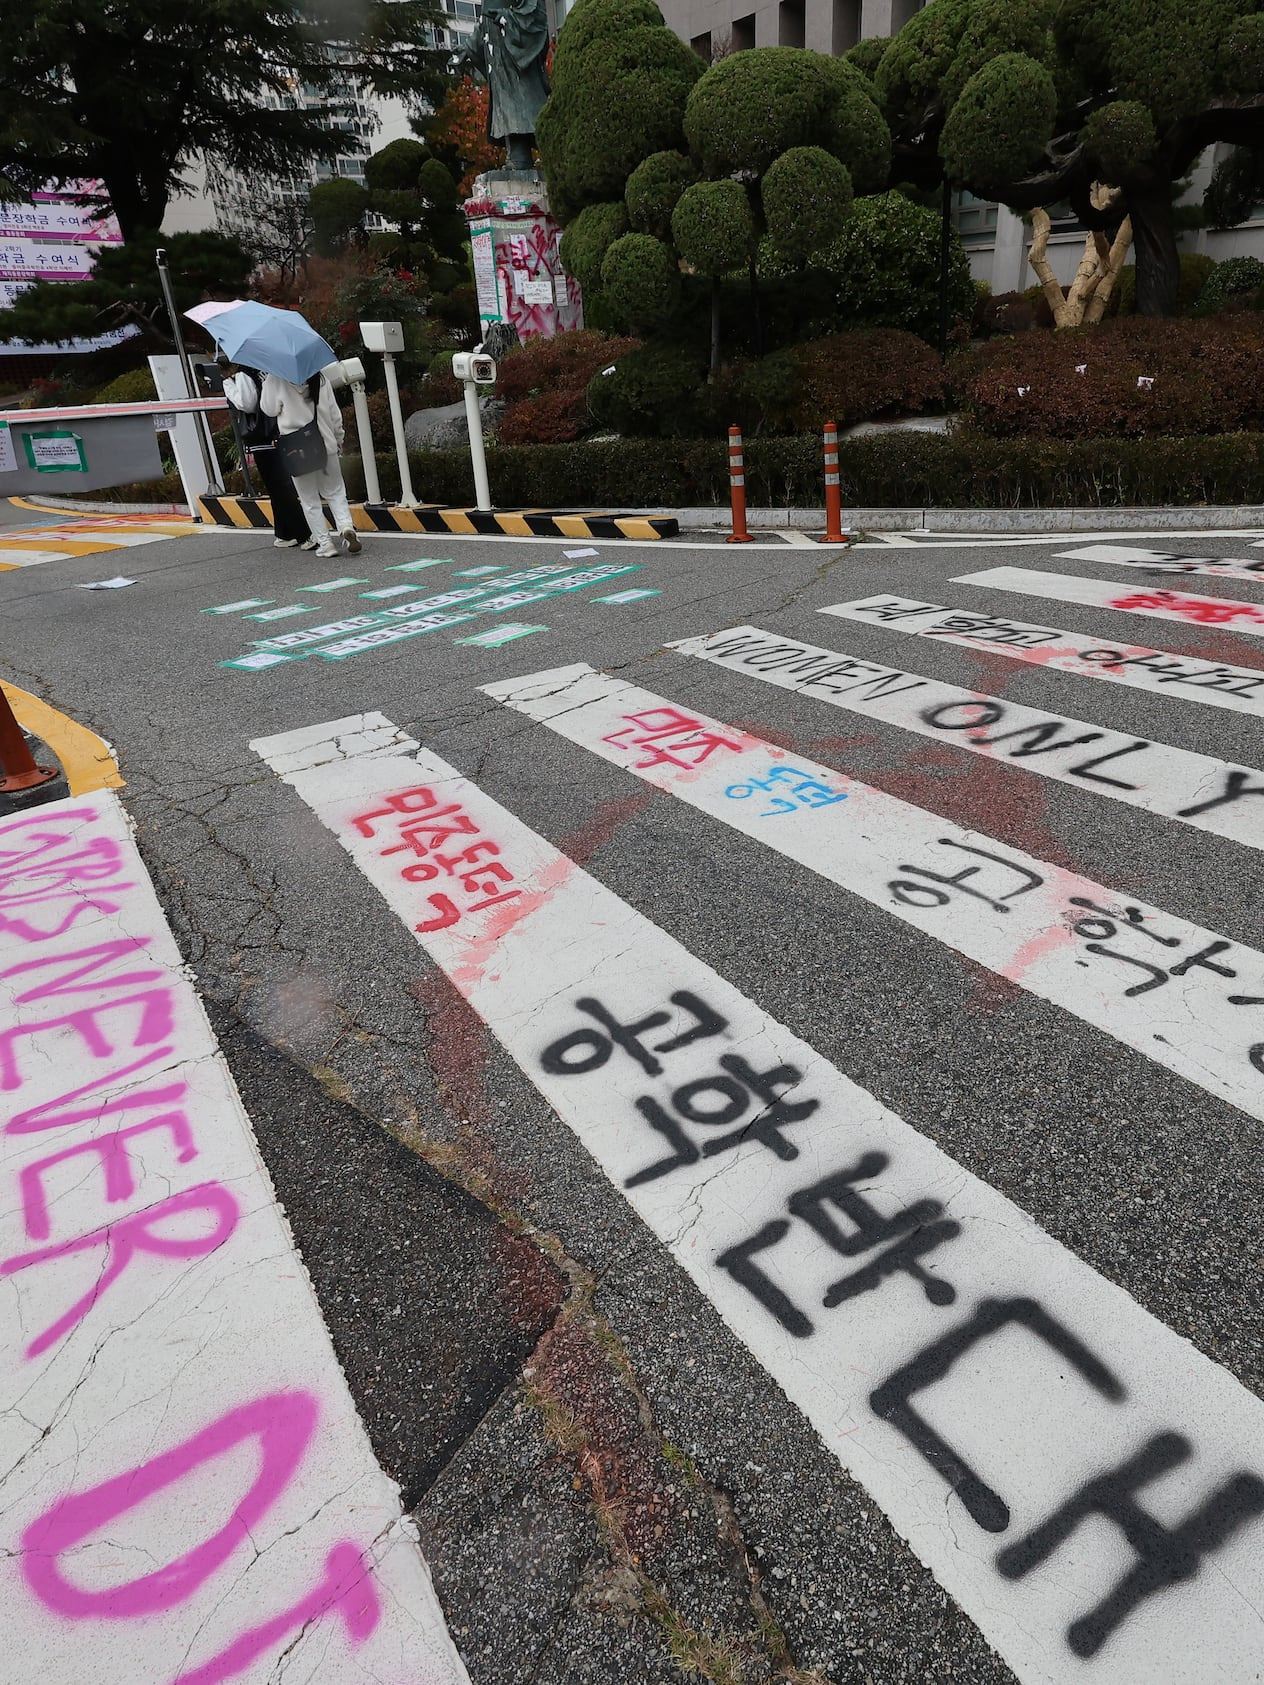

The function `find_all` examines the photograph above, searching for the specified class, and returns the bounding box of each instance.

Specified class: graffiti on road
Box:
[0,797,467,1684]
[253,711,1264,1685]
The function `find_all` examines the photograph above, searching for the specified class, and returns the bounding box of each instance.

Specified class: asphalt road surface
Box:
[3,512,1264,1685]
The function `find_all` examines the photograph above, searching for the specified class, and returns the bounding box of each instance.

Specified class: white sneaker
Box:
[300,537,318,552]
[273,538,298,549]
[314,541,339,558]
[341,528,362,554]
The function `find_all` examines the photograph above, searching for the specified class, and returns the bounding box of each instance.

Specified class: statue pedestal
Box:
[463,170,584,343]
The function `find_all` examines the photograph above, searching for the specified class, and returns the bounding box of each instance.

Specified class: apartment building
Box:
[167,4,482,243]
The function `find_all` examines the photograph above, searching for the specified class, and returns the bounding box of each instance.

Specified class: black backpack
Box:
[228,370,279,449]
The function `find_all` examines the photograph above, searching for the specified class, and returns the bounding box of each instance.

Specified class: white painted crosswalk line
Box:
[1056,544,1264,581]
[668,625,1264,850]
[953,565,1264,635]
[819,596,1264,719]
[252,711,1264,1685]
[485,664,1264,1129]
[0,792,468,1685]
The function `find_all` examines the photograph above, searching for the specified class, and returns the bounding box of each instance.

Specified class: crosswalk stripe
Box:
[819,596,1264,719]
[1056,544,1264,581]
[954,566,1264,635]
[668,625,1264,850]
[484,664,1264,1129]
[252,711,1264,1685]
[0,791,468,1683]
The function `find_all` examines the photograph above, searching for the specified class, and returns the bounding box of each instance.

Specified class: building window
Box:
[690,30,712,58]
[952,190,998,248]
[831,0,860,52]
[891,0,925,28]
[779,0,805,46]
[732,12,755,50]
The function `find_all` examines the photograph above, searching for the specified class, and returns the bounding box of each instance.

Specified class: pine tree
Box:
[0,0,450,241]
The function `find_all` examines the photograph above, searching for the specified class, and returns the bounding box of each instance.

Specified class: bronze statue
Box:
[467,0,551,173]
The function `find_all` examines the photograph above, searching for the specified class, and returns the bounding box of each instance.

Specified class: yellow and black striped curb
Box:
[196,495,678,541]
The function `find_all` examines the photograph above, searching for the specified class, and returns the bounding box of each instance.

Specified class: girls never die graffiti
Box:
[0,804,419,1683]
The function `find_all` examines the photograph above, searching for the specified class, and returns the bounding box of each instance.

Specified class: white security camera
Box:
[359,321,405,353]
[452,352,497,384]
[320,357,367,389]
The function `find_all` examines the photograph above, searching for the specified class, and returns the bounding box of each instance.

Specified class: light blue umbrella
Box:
[206,301,336,384]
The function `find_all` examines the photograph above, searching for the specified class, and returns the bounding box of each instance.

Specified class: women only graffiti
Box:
[668,624,1264,850]
[252,712,1264,1685]
[0,798,467,1684]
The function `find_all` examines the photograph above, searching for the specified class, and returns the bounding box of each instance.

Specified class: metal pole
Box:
[0,688,57,793]
[155,249,223,493]
[381,352,419,506]
[350,379,383,504]
[463,379,493,512]
[939,176,953,362]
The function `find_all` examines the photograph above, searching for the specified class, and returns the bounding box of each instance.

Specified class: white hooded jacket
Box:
[259,373,345,456]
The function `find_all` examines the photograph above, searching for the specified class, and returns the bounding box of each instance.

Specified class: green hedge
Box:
[336,430,1264,510]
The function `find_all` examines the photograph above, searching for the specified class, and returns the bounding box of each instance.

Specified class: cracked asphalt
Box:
[3,514,1263,1682]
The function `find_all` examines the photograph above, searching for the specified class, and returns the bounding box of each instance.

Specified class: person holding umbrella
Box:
[221,364,312,549]
[200,302,362,559]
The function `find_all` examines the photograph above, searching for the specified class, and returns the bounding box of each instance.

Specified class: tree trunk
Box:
[1083,217,1134,325]
[748,256,763,356]
[1129,186,1180,317]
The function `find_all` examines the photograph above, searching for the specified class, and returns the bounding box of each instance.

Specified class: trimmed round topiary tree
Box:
[537,0,704,222]
[672,178,758,372]
[762,147,853,265]
[940,52,1059,192]
[558,200,630,295]
[844,37,891,81]
[671,179,757,277]
[601,232,681,329]
[821,58,893,196]
[684,46,888,181]
[626,150,698,240]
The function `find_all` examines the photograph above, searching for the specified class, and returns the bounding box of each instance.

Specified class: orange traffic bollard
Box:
[726,425,753,543]
[0,687,57,793]
[821,419,847,543]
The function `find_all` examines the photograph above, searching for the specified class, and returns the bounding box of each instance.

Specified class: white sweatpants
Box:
[291,460,353,541]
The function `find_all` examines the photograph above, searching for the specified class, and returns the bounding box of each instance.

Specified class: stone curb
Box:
[648,505,1264,534]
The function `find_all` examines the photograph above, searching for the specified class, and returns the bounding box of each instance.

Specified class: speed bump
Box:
[197,496,677,541]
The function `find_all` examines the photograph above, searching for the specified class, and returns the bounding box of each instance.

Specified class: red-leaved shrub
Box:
[954,317,1264,438]
[791,329,947,429]
[493,329,639,443]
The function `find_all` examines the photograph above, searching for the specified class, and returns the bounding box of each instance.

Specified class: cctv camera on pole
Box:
[452,351,497,512]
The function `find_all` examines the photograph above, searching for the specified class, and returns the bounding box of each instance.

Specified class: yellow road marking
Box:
[0,536,125,556]
[1,681,123,794]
